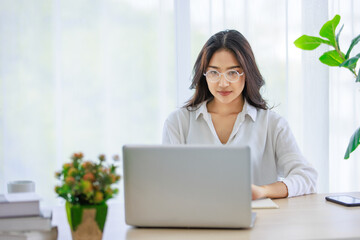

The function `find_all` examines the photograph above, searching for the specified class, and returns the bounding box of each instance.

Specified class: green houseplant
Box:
[55,152,121,240]
[294,14,360,159]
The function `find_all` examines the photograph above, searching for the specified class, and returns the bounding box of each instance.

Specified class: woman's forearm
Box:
[252,181,288,200]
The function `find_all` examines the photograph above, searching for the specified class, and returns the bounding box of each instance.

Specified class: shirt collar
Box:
[243,100,257,122]
[194,99,258,121]
[195,101,209,120]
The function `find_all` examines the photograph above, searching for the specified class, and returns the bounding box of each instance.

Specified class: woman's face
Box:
[205,49,245,105]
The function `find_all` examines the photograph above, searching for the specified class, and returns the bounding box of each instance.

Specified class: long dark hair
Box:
[184,29,268,110]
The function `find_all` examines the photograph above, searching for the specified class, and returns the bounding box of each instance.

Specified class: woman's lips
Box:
[218,91,232,96]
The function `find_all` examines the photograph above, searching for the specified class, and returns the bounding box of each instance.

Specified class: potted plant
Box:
[294,14,360,159]
[55,152,121,240]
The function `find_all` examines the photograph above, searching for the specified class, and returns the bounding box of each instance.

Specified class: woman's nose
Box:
[218,74,229,87]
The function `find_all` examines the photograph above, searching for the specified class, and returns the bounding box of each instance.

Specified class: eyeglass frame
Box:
[203,69,245,83]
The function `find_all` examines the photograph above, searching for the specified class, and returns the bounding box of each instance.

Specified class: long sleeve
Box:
[273,117,318,197]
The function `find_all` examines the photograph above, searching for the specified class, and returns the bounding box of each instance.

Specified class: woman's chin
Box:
[214,96,235,104]
[214,94,242,104]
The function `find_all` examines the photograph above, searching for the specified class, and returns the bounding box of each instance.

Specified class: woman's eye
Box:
[228,71,237,76]
[207,70,218,76]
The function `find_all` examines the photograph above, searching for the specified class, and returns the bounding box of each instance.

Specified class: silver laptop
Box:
[122,145,255,228]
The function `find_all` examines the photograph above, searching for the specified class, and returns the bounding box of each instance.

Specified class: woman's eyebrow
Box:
[208,65,241,69]
[227,66,241,69]
[207,65,220,69]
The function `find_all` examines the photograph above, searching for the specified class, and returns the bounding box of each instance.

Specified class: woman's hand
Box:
[251,182,289,200]
[251,184,266,200]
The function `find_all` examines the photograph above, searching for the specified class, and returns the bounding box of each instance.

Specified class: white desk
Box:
[53,192,360,240]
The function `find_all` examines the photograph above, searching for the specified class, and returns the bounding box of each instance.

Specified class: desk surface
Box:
[53,192,360,240]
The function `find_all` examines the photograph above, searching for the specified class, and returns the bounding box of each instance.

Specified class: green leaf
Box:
[294,35,331,50]
[319,50,345,66]
[319,15,341,47]
[344,127,360,159]
[336,24,344,50]
[357,68,360,83]
[345,34,360,59]
[340,53,360,69]
[66,202,83,231]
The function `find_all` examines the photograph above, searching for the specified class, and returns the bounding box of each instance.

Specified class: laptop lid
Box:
[123,145,254,228]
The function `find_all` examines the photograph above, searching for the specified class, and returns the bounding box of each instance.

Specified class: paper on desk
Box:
[252,198,279,209]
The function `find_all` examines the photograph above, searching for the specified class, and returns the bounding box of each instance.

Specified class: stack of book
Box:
[0,192,57,240]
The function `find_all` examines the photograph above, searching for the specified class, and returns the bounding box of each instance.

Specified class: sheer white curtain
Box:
[299,0,330,193]
[1,0,359,206]
[0,0,176,205]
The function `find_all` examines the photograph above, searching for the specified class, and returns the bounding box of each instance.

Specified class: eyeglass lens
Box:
[205,70,241,82]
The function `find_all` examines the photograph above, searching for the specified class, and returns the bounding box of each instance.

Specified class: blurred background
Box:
[0,0,359,206]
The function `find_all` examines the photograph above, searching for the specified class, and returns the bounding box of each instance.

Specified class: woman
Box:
[162,29,317,200]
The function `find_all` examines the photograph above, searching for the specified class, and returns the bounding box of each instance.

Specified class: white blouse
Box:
[162,100,317,197]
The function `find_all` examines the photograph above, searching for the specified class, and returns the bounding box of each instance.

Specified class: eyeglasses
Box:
[203,69,244,83]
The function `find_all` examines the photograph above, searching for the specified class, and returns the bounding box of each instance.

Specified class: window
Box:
[1,0,359,205]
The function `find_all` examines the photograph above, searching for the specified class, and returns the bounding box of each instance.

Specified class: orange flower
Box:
[81,161,93,169]
[68,167,77,177]
[63,163,72,170]
[98,154,105,162]
[81,180,93,194]
[83,172,95,182]
[94,191,104,203]
[110,174,117,183]
[65,176,75,185]
[71,152,84,160]
[105,187,113,195]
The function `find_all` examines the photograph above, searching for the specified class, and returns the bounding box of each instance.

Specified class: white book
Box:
[0,226,58,240]
[252,198,279,209]
[0,193,41,218]
[0,209,52,232]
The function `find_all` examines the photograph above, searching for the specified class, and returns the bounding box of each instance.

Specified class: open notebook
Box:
[252,198,279,209]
